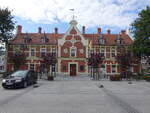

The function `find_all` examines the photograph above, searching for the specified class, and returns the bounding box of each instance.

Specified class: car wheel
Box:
[3,87,8,89]
[34,80,37,84]
[23,81,27,88]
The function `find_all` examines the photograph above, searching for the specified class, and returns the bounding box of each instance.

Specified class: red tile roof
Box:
[9,33,133,46]
[10,33,64,45]
[83,34,133,45]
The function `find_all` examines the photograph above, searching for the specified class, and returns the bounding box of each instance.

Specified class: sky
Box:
[0,0,150,34]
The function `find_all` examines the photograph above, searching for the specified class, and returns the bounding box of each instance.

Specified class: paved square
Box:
[0,76,150,113]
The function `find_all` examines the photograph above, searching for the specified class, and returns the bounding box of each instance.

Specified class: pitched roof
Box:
[9,32,133,46]
[10,33,64,45]
[83,34,133,45]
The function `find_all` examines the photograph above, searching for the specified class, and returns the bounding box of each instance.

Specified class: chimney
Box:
[107,29,111,34]
[54,27,58,34]
[97,28,101,34]
[121,30,126,34]
[16,25,22,34]
[38,27,42,33]
[82,26,85,34]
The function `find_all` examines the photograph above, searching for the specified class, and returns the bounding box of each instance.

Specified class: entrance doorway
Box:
[70,64,76,76]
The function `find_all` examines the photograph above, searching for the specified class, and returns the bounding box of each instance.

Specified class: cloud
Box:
[0,0,150,29]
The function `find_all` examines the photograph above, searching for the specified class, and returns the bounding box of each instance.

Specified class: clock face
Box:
[64,48,68,53]
[80,49,84,54]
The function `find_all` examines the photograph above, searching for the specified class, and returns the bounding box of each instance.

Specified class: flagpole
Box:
[70,9,75,20]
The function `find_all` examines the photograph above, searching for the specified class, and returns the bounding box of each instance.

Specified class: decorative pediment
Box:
[58,20,89,46]
[70,27,77,34]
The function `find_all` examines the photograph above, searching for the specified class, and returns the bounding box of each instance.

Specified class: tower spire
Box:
[70,9,75,20]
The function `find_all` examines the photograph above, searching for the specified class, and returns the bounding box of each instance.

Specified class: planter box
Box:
[143,73,150,81]
[110,75,121,81]
[47,76,54,81]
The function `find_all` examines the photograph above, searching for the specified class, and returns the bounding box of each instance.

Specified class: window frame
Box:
[100,48,105,57]
[30,64,35,70]
[30,48,35,57]
[111,48,116,57]
[111,65,116,73]
[80,65,85,71]
[70,47,76,57]
[40,48,46,57]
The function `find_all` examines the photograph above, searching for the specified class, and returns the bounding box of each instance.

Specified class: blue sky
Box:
[0,0,150,34]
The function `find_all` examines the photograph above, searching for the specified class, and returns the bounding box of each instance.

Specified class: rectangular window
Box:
[100,49,105,57]
[100,64,105,74]
[112,65,116,73]
[71,48,76,57]
[80,65,84,71]
[30,64,34,70]
[52,64,55,72]
[52,48,56,53]
[111,49,116,57]
[0,66,4,70]
[40,48,46,57]
[101,64,105,68]
[31,48,35,56]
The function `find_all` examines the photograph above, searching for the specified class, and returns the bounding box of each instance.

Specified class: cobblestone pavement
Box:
[0,75,150,113]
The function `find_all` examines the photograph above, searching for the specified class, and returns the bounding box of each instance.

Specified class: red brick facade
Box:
[7,20,140,76]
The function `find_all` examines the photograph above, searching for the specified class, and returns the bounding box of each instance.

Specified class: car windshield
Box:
[11,71,28,77]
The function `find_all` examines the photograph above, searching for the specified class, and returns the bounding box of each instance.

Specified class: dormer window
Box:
[41,38,45,43]
[23,33,31,43]
[116,35,123,45]
[41,33,49,43]
[99,35,105,45]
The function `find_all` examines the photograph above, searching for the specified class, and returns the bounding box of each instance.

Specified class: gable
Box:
[58,20,89,46]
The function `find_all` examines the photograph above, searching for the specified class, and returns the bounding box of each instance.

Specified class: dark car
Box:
[2,70,37,89]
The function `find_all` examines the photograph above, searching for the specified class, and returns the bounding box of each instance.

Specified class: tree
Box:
[43,53,57,70]
[87,52,104,80]
[0,8,15,72]
[42,52,57,79]
[0,8,15,44]
[12,52,26,71]
[116,46,133,79]
[131,6,150,58]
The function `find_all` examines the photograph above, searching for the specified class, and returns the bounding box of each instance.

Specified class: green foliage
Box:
[87,52,104,67]
[43,53,57,72]
[12,52,26,71]
[116,46,132,72]
[2,71,15,78]
[131,6,150,58]
[0,8,15,44]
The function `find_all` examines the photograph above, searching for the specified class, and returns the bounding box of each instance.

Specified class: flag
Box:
[89,40,92,50]
[70,9,74,11]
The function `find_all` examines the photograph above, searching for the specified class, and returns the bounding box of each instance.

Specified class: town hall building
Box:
[7,19,140,76]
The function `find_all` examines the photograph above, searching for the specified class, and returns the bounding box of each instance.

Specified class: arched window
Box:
[70,47,76,57]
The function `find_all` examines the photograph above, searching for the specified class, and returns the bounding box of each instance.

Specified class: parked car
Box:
[2,70,37,89]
